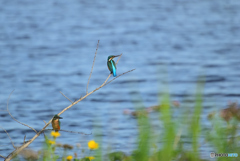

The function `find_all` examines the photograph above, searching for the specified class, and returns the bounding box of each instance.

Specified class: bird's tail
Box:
[113,70,117,77]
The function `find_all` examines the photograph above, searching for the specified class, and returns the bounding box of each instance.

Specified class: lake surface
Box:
[0,0,240,159]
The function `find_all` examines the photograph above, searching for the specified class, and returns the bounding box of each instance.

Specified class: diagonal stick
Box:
[7,90,38,133]
[0,126,16,149]
[60,91,73,103]
[86,40,100,94]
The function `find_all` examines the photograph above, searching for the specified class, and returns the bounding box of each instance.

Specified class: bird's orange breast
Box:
[52,120,60,131]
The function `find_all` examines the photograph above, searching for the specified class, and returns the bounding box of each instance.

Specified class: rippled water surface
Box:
[1,0,240,159]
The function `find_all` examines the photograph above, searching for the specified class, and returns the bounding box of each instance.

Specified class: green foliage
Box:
[157,91,176,161]
[190,79,204,161]
[132,111,150,161]
[206,117,240,161]
[41,135,59,161]
[16,78,240,161]
[129,88,151,161]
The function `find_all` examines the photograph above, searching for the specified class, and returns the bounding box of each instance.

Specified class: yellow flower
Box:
[48,140,55,145]
[66,155,73,161]
[88,140,99,150]
[86,156,95,161]
[51,131,60,138]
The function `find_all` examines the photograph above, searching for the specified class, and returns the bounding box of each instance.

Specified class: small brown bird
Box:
[51,115,62,132]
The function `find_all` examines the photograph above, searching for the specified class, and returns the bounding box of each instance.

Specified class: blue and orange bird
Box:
[107,55,120,77]
[51,115,62,132]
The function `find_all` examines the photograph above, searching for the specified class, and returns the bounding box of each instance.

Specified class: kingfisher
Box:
[107,55,120,77]
[51,115,62,132]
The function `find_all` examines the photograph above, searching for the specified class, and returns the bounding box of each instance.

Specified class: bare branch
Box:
[43,120,47,125]
[7,90,38,134]
[0,126,16,149]
[60,91,73,103]
[86,40,100,94]
[5,51,134,161]
[102,74,111,86]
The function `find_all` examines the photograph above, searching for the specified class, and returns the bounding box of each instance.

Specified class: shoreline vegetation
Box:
[10,89,240,161]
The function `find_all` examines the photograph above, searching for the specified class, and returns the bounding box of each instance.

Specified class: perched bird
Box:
[51,115,62,132]
[107,55,120,77]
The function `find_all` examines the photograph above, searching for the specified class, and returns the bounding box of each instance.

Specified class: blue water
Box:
[1,0,240,159]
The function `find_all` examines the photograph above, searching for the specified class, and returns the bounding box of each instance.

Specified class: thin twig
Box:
[23,135,26,144]
[43,120,47,125]
[59,129,92,135]
[7,90,38,134]
[104,69,136,87]
[86,40,100,94]
[0,155,6,159]
[60,91,73,103]
[7,90,37,133]
[116,53,122,64]
[42,128,92,135]
[42,121,47,137]
[0,126,16,149]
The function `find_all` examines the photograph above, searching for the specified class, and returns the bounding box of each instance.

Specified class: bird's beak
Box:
[59,117,63,119]
[114,55,121,58]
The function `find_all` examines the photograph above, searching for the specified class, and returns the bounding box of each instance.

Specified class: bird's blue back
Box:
[111,60,117,77]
